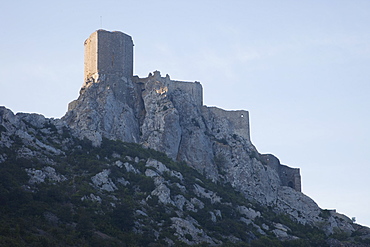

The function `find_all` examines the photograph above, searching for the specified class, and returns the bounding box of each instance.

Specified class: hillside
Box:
[1,29,370,246]
[0,110,369,246]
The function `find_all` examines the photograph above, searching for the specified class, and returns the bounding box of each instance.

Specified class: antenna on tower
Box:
[100,16,103,28]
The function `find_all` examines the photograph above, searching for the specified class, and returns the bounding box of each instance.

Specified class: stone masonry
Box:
[82,30,134,91]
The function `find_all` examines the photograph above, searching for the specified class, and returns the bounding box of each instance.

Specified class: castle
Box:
[70,29,301,192]
[82,29,204,106]
[81,29,248,135]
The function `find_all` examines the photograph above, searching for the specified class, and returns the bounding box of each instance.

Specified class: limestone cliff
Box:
[61,30,354,232]
[62,68,345,232]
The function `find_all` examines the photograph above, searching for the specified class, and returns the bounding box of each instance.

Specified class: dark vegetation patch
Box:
[0,130,364,246]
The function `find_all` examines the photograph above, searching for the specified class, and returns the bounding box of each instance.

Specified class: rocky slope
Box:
[63,69,355,232]
[1,106,370,246]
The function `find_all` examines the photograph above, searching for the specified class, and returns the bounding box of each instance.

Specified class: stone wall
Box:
[83,30,134,85]
[260,154,280,171]
[202,106,250,142]
[134,71,203,107]
[259,154,301,192]
[97,30,133,77]
[84,31,98,82]
[279,165,301,192]
[168,80,203,106]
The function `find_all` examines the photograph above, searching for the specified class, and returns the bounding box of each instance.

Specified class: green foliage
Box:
[0,131,362,246]
[110,204,135,231]
[330,228,350,241]
[185,233,193,241]
[251,236,283,247]
[43,121,58,133]
[0,124,6,134]
[319,209,331,219]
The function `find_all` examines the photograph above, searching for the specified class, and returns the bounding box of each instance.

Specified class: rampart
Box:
[134,71,203,106]
[168,80,203,106]
[260,154,301,192]
[202,106,250,142]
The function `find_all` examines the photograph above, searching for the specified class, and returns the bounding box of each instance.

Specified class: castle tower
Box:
[83,29,134,83]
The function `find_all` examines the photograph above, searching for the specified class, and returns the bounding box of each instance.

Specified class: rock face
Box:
[64,73,142,146]
[62,30,322,226]
[64,69,303,207]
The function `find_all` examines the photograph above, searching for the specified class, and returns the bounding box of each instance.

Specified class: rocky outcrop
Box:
[59,70,344,231]
[26,166,67,184]
[91,169,118,192]
[0,106,69,159]
[63,73,142,146]
[1,105,370,245]
[0,66,358,238]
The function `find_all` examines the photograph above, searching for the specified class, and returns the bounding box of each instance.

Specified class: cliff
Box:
[1,106,369,246]
[61,63,353,228]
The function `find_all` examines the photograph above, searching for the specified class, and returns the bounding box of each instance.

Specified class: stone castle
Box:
[2,29,366,241]
[66,29,301,192]
[80,30,247,138]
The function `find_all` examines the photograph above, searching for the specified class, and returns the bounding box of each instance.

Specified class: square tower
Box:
[84,29,134,82]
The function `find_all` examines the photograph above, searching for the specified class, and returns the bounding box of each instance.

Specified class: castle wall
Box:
[84,31,98,82]
[279,165,301,192]
[84,30,134,83]
[259,154,301,192]
[202,107,250,141]
[167,80,203,106]
[97,30,133,77]
[259,154,280,171]
[134,71,203,107]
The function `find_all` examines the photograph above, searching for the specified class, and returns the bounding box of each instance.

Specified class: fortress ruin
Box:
[81,30,204,106]
[76,29,301,192]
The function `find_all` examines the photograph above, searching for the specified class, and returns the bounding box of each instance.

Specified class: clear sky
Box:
[1,0,369,227]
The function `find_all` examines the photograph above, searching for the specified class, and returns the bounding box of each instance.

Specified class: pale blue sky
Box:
[1,0,370,227]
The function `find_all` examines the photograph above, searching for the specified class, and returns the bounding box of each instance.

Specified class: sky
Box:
[1,0,369,227]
